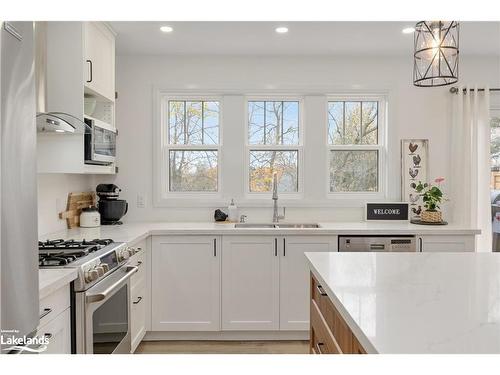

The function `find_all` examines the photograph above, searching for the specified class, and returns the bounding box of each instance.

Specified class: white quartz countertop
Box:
[39,221,480,246]
[305,252,500,354]
[39,268,78,300]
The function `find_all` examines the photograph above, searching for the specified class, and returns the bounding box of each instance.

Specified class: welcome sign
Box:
[365,203,409,221]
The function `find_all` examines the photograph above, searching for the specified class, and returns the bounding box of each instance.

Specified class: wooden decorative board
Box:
[59,192,97,229]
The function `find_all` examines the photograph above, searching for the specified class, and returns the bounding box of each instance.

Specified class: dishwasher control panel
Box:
[339,235,417,252]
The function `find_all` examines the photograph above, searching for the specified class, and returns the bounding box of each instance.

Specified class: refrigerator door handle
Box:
[3,22,23,41]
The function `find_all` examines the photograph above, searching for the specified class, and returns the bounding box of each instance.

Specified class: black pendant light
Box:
[413,21,459,87]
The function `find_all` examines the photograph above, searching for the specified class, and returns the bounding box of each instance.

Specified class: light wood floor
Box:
[135,340,309,354]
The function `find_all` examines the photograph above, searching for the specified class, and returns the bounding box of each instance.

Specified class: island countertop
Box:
[305,252,500,354]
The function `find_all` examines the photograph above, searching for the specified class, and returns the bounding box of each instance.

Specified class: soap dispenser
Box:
[228,199,238,222]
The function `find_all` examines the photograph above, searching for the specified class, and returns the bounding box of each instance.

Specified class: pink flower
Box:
[435,177,445,184]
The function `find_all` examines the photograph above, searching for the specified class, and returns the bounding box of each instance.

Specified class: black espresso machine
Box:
[96,184,128,225]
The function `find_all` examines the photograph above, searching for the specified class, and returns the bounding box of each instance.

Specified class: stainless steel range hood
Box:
[36,111,90,133]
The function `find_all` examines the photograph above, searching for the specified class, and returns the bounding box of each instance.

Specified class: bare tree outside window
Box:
[328,100,380,193]
[167,100,220,192]
[248,100,300,192]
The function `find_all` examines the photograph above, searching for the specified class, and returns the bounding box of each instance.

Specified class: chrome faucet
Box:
[272,173,285,223]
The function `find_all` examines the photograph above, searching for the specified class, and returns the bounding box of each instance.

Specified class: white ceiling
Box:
[110,21,500,57]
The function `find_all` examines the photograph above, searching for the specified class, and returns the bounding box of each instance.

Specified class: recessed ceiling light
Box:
[275,27,288,34]
[402,27,415,34]
[160,26,173,33]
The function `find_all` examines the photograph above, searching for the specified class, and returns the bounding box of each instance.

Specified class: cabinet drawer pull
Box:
[86,59,93,82]
[316,284,328,297]
[133,296,143,305]
[213,238,217,257]
[39,308,52,320]
[283,238,286,257]
[274,238,278,256]
[316,342,325,354]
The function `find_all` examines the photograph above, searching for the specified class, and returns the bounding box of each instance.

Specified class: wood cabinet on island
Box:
[306,252,500,354]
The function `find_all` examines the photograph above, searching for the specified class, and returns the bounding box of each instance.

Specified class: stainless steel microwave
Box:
[84,117,117,165]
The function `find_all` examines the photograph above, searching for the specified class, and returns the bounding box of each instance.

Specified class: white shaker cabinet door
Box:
[151,236,221,331]
[130,279,147,352]
[279,236,337,330]
[37,309,71,354]
[84,22,115,101]
[222,236,280,330]
[418,235,476,252]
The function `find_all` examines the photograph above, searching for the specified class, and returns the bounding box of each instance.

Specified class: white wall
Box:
[37,174,95,236]
[94,55,500,223]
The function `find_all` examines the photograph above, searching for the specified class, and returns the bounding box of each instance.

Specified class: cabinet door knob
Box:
[316,284,328,296]
[39,308,52,320]
[133,296,143,304]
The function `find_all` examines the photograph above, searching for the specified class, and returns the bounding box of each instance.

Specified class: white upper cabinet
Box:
[151,236,221,331]
[37,22,116,174]
[84,22,115,101]
[222,236,280,330]
[279,236,337,330]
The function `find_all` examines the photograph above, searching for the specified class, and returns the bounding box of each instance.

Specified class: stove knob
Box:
[95,266,105,277]
[101,263,109,272]
[118,250,129,262]
[85,269,99,283]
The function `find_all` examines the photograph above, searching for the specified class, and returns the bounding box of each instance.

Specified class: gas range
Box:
[39,239,142,292]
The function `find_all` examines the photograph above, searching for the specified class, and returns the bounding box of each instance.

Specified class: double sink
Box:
[234,223,321,229]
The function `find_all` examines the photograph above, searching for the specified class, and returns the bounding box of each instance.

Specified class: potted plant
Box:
[414,177,446,223]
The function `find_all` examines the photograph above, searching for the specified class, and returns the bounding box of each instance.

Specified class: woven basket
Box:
[421,210,442,223]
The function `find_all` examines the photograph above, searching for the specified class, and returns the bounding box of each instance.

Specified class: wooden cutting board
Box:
[59,192,97,229]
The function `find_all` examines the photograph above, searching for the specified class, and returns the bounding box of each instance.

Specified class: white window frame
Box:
[155,93,223,204]
[326,94,387,200]
[245,96,305,199]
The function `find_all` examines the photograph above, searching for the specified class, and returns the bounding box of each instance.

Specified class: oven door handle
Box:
[86,265,138,304]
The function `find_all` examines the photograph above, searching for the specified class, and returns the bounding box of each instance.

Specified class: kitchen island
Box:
[305,252,500,354]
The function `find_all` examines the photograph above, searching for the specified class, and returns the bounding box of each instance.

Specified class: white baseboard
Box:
[143,331,309,341]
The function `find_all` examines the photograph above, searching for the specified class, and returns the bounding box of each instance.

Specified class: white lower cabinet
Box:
[279,236,337,330]
[152,236,221,331]
[37,285,71,355]
[130,243,148,352]
[131,279,147,352]
[418,235,475,252]
[36,309,71,354]
[222,236,280,330]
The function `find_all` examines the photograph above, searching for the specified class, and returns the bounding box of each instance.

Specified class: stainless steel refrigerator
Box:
[1,21,39,351]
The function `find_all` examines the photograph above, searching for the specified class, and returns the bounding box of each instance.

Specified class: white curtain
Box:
[451,86,492,251]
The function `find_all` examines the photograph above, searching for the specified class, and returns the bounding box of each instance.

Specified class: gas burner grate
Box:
[38,238,114,267]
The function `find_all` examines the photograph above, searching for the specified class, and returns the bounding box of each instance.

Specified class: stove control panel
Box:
[82,251,120,284]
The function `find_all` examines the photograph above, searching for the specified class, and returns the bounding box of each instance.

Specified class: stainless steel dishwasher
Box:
[338,235,417,252]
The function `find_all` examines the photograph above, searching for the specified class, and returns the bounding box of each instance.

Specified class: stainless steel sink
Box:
[275,223,321,229]
[234,223,320,229]
[234,223,277,228]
